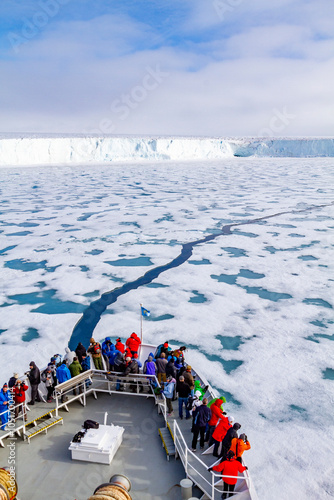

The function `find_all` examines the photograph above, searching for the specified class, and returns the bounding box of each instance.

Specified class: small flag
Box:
[141,306,150,317]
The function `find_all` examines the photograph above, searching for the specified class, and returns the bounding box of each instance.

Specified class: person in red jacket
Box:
[205,398,225,445]
[212,415,234,457]
[115,338,125,354]
[12,379,28,421]
[210,450,247,499]
[125,333,141,355]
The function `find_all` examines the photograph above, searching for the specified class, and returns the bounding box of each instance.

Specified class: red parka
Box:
[212,414,231,442]
[12,383,28,404]
[115,340,125,353]
[212,458,247,485]
[208,398,224,427]
[126,333,141,352]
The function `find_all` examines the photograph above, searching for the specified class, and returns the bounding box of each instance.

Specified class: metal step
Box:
[159,427,175,460]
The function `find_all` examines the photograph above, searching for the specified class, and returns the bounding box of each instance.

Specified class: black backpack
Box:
[83,419,99,430]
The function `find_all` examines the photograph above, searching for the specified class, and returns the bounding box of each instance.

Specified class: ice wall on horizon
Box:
[0,136,334,166]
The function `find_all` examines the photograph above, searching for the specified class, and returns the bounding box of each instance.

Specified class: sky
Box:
[0,0,334,136]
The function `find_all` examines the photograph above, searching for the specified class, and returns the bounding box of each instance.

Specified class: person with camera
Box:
[12,379,28,420]
[27,361,41,405]
[230,433,251,463]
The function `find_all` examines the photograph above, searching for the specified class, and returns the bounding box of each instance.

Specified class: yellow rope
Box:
[0,469,17,500]
[87,484,132,500]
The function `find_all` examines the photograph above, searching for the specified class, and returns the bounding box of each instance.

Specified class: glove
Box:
[244,435,248,441]
[208,467,213,472]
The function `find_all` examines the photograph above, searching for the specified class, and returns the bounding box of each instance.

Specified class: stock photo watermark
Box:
[7,0,71,53]
[86,65,170,136]
[213,0,244,21]
[258,106,296,137]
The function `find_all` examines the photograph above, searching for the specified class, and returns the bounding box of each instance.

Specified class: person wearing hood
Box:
[166,356,177,380]
[56,361,71,402]
[56,360,71,383]
[125,332,141,355]
[75,342,87,363]
[63,347,76,366]
[107,344,121,370]
[102,337,113,355]
[212,415,234,457]
[205,398,225,445]
[210,450,247,499]
[0,384,10,430]
[27,361,41,405]
[143,354,157,376]
[115,337,125,353]
[230,433,251,463]
[8,373,19,389]
[220,422,242,460]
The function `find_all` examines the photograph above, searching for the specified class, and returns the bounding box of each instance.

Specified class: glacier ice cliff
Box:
[0,135,333,166]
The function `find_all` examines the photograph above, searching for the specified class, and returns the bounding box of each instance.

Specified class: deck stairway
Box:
[158,421,175,460]
[23,410,63,443]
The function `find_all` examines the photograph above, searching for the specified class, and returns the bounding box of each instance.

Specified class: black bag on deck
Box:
[83,419,99,430]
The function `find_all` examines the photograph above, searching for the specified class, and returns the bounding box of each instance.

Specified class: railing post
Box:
[185,446,188,476]
[211,471,215,499]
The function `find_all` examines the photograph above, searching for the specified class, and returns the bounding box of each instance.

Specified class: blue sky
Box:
[0,0,333,136]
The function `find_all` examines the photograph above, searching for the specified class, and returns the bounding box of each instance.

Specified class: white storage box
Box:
[69,424,124,464]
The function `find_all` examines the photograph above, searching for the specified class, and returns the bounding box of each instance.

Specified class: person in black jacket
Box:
[27,361,41,405]
[176,375,191,419]
[191,398,211,451]
[122,356,139,392]
[75,342,87,364]
[220,422,241,459]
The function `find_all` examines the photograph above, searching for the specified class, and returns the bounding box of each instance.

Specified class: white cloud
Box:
[0,2,333,136]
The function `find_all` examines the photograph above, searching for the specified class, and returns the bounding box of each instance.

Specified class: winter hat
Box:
[133,353,138,359]
[239,433,246,441]
[13,373,19,379]
[3,383,8,388]
[228,416,234,424]
[125,357,131,362]
[163,342,168,348]
[116,338,121,342]
[233,423,241,430]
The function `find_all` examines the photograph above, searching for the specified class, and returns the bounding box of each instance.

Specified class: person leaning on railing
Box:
[208,450,247,499]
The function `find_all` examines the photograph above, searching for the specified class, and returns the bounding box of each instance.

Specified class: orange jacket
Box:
[212,458,247,485]
[208,399,224,427]
[230,438,251,458]
[212,415,231,442]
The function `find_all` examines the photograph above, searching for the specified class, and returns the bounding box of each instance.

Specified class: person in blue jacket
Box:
[102,337,113,355]
[107,344,120,370]
[163,375,176,416]
[56,361,72,402]
[0,384,11,430]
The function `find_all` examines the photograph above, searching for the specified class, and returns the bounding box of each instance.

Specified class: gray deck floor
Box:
[0,392,205,500]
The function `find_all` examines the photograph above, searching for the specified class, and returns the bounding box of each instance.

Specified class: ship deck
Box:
[1,390,205,500]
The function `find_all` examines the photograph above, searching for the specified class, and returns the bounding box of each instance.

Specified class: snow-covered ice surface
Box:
[0,156,333,499]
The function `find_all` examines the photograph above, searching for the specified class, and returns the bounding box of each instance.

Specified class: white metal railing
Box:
[173,419,251,499]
